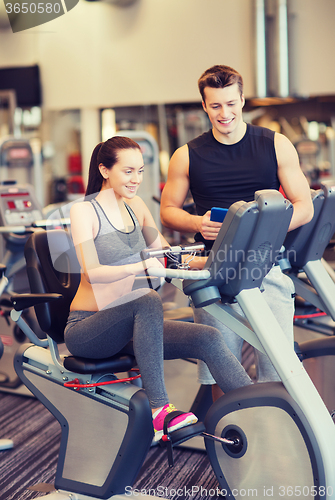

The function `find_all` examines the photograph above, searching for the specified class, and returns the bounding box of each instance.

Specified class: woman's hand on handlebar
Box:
[142,257,165,272]
[199,211,222,240]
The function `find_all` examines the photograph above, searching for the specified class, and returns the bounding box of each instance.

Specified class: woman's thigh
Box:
[65,289,158,358]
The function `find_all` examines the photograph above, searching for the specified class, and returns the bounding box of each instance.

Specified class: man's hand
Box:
[199,211,222,240]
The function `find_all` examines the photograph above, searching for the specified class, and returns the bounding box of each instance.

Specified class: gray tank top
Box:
[90,199,147,266]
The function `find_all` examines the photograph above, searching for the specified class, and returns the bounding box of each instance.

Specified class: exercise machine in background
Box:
[0,136,67,394]
[0,181,45,395]
[280,180,335,418]
[0,136,45,207]
[283,181,335,337]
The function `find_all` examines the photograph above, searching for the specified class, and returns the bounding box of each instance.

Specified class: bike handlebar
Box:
[142,243,205,259]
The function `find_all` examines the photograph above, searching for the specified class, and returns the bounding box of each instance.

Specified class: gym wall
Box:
[0,0,334,109]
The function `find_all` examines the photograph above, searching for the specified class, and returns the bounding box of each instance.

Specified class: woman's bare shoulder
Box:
[126,196,148,222]
[70,200,95,216]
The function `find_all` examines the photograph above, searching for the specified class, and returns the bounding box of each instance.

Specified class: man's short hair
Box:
[198,65,244,102]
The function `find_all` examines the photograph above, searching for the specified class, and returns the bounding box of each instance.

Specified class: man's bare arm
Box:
[275,133,314,231]
[160,145,222,240]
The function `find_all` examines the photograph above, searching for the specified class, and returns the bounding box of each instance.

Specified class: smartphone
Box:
[210,207,228,223]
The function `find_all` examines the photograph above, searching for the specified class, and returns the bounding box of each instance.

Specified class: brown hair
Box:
[85,136,141,197]
[198,65,244,102]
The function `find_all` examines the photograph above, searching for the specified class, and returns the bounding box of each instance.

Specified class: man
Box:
[160,65,313,398]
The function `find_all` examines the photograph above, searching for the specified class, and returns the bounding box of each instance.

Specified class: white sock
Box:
[152,405,165,420]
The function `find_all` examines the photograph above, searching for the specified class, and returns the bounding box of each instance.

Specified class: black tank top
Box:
[188,124,280,248]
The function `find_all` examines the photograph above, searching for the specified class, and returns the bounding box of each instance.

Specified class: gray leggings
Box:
[65,289,252,408]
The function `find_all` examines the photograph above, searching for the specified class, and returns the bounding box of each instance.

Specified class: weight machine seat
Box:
[283,181,335,269]
[23,229,137,375]
[63,352,135,374]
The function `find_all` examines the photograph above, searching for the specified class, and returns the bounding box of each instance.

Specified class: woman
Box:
[64,136,252,441]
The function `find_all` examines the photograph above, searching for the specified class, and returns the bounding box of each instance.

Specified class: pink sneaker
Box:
[152,403,198,442]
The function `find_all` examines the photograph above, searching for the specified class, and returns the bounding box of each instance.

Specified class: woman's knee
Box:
[204,325,225,345]
[138,289,162,309]
[191,323,224,351]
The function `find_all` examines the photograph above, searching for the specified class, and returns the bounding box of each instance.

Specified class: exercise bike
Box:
[279,180,335,417]
[146,189,335,499]
[9,189,335,500]
[178,181,335,427]
[282,180,335,334]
